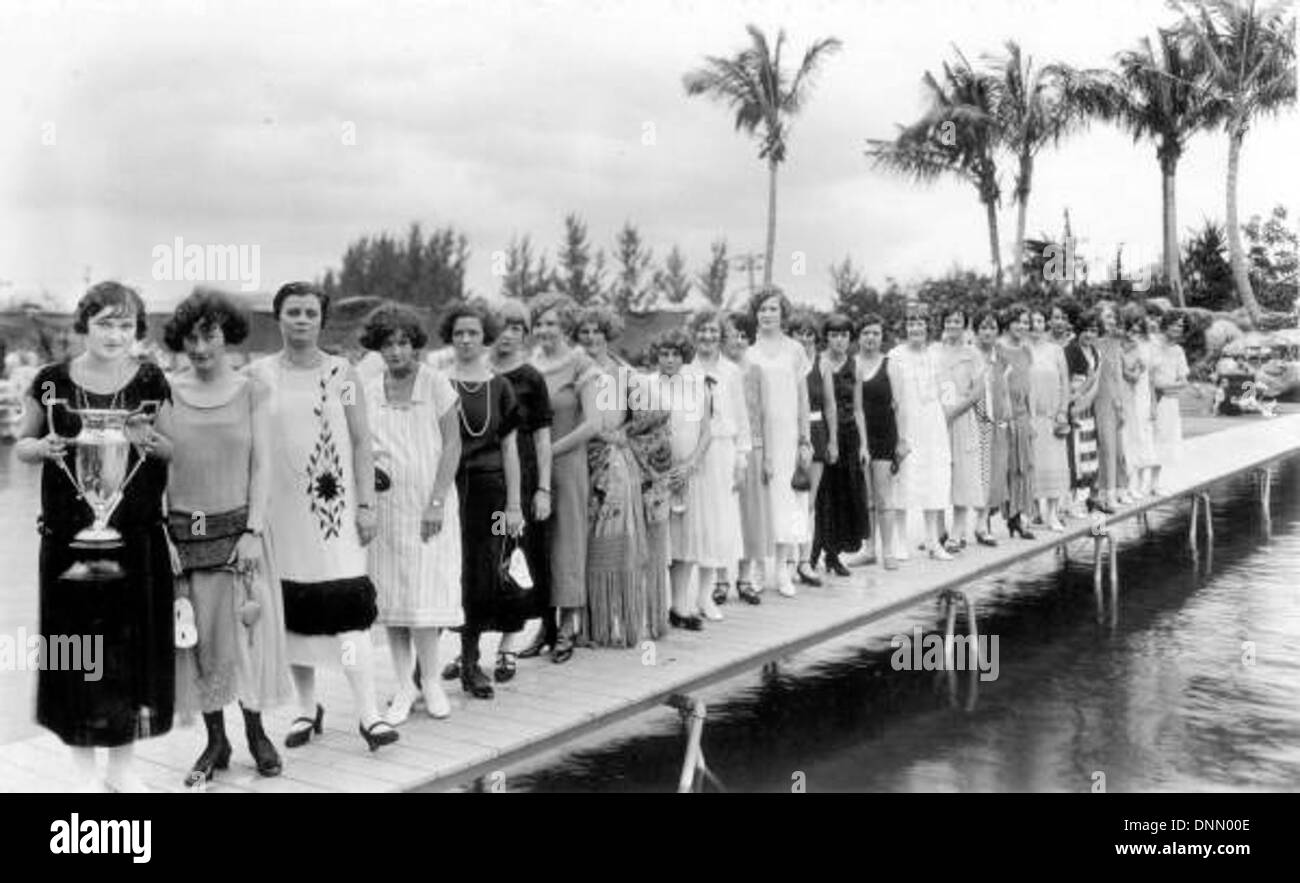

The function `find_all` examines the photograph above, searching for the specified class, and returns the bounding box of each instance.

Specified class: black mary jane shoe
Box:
[712,582,730,605]
[359,720,399,751]
[796,562,823,587]
[461,664,496,699]
[825,555,851,578]
[183,735,232,788]
[494,651,518,683]
[283,704,324,750]
[669,609,704,631]
[735,581,762,605]
[551,632,575,664]
[441,657,462,681]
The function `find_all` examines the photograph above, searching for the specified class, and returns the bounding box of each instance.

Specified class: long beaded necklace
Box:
[454,376,492,438]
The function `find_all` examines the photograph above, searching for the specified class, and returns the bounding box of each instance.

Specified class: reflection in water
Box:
[511,457,1300,792]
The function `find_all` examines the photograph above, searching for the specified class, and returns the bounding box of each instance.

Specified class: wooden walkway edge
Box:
[2,413,1297,793]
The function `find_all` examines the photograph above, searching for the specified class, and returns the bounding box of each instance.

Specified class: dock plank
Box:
[2,413,1296,792]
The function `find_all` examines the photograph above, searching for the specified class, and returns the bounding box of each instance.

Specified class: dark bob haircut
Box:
[747,286,793,327]
[857,312,885,331]
[163,289,251,352]
[653,328,695,364]
[787,307,822,339]
[1076,307,1103,335]
[273,281,331,326]
[969,308,1000,333]
[728,310,757,344]
[439,299,500,345]
[360,302,429,351]
[823,312,855,336]
[999,302,1031,333]
[73,281,148,339]
[576,304,624,342]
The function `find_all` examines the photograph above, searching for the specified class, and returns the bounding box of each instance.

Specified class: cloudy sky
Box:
[0,0,1295,311]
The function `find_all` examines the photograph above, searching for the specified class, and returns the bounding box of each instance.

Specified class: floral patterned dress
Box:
[248,354,377,666]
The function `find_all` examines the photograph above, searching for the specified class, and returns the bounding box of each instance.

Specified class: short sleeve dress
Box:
[365,365,463,628]
[31,360,175,746]
[500,362,554,620]
[886,343,952,512]
[748,335,810,544]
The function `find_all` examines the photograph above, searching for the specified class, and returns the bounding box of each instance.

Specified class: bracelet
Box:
[428,499,444,508]
[537,488,552,496]
[243,527,263,537]
[358,502,374,511]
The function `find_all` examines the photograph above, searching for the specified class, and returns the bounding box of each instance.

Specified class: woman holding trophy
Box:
[164,291,294,788]
[15,281,176,792]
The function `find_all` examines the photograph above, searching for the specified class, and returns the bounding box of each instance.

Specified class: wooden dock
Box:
[2,411,1297,793]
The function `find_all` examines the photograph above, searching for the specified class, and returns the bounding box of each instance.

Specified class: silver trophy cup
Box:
[47,398,160,579]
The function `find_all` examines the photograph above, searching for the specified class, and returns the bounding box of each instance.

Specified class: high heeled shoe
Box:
[712,582,730,605]
[551,632,575,664]
[1007,514,1036,540]
[669,609,704,630]
[494,651,518,683]
[735,580,762,605]
[241,706,282,777]
[974,530,998,547]
[796,561,822,587]
[284,703,324,749]
[516,632,553,660]
[184,712,232,788]
[825,554,851,578]
[359,719,399,751]
[461,663,495,699]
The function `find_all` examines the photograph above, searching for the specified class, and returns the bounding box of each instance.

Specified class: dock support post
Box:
[1188,494,1200,553]
[1108,534,1119,607]
[1257,467,1273,539]
[667,694,723,793]
[1200,493,1213,543]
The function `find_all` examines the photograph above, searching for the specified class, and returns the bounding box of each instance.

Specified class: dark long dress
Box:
[453,375,524,661]
[31,361,174,747]
[813,356,870,558]
[500,363,554,630]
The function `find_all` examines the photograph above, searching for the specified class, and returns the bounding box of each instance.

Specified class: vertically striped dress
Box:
[365,365,463,628]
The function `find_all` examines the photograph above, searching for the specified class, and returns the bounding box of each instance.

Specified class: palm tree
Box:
[1060,30,1218,306]
[1175,0,1296,322]
[985,41,1089,292]
[683,24,842,287]
[866,48,1004,289]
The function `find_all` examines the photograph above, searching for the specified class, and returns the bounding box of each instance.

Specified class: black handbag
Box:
[374,466,392,492]
[791,460,812,492]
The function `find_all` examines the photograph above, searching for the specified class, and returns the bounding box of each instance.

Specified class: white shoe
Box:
[422,683,451,720]
[842,546,877,567]
[1047,519,1065,533]
[698,596,724,622]
[777,572,797,597]
[385,688,419,726]
[928,545,954,561]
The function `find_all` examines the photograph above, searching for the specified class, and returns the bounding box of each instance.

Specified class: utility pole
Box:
[730,253,765,297]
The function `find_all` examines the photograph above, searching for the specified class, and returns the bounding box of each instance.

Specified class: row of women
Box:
[17,280,1186,792]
